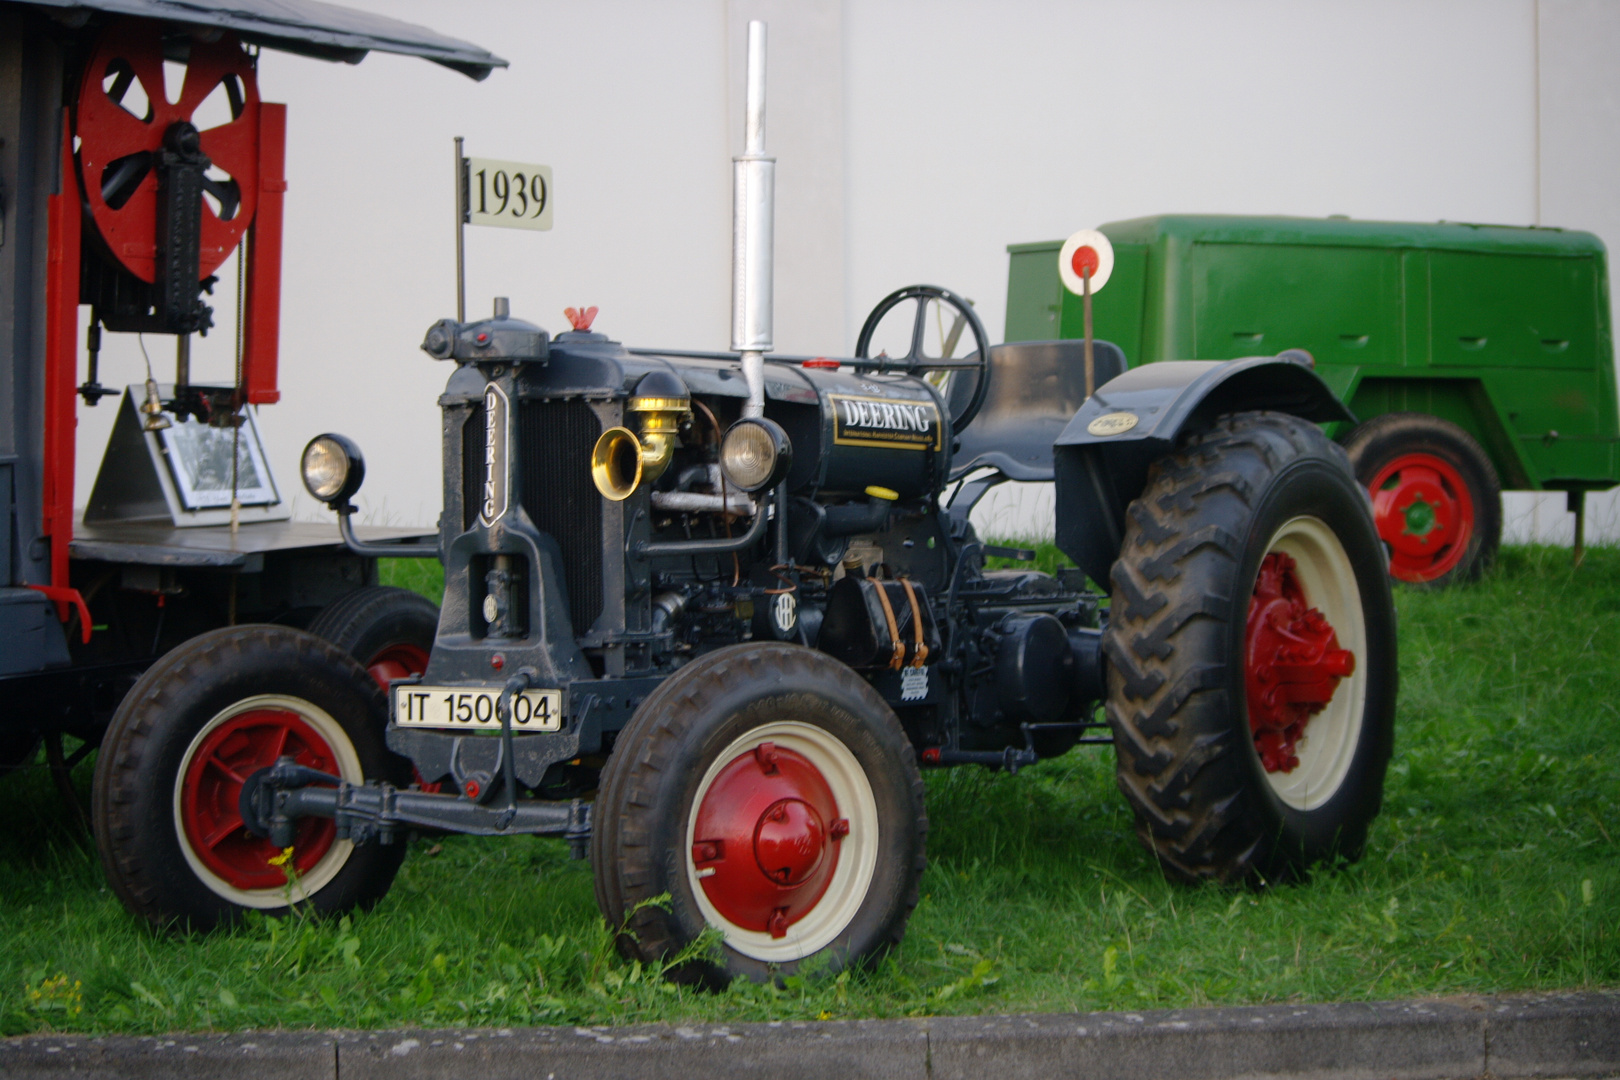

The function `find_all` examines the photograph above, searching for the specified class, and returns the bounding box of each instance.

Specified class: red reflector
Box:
[803,358,839,369]
[1071,245,1100,279]
[475,331,489,344]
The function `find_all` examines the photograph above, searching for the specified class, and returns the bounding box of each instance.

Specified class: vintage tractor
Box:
[93,24,1397,984]
[0,2,499,796]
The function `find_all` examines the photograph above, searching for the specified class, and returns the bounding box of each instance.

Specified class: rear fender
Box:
[1053,356,1353,587]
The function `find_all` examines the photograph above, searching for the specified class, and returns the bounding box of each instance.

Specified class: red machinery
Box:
[1,0,501,780]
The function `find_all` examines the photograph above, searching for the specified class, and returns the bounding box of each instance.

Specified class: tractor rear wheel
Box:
[92,625,409,930]
[1341,412,1501,587]
[1103,412,1397,885]
[592,643,927,985]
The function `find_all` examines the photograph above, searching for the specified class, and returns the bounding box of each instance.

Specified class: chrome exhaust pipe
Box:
[731,19,773,419]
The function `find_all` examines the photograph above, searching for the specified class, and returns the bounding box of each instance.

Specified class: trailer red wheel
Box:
[1367,453,1474,582]
[175,697,355,902]
[75,18,262,283]
[1342,413,1501,587]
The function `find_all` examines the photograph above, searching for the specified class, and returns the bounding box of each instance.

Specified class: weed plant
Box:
[0,546,1614,1034]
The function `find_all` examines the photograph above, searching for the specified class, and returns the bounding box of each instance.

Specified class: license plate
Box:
[393,685,563,732]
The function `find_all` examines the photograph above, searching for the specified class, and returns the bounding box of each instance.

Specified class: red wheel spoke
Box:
[204,752,248,786]
[80,99,159,165]
[271,722,292,761]
[200,813,246,849]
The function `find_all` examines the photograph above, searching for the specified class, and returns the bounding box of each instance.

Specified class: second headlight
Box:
[719,417,792,493]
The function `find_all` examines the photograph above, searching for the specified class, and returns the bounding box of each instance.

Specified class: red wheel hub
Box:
[180,709,341,890]
[692,741,849,938]
[76,19,261,283]
[1368,453,1474,583]
[1245,553,1356,773]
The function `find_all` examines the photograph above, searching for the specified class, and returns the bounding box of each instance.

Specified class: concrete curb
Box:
[1,991,1615,1079]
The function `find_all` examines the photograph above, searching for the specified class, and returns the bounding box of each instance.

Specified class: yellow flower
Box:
[268,846,295,868]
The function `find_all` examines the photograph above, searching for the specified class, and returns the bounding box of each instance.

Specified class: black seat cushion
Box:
[948,339,1128,482]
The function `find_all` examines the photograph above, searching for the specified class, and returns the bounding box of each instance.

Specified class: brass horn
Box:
[590,372,691,502]
[591,426,645,502]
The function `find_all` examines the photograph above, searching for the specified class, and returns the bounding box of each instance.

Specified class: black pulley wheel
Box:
[855,284,992,430]
[592,643,927,985]
[92,625,410,930]
[1103,413,1397,885]
[1340,412,1501,587]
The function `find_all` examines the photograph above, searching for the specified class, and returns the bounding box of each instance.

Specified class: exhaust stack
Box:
[731,20,773,418]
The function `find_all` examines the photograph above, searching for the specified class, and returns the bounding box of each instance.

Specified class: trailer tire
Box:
[1104,412,1397,886]
[92,625,409,931]
[308,585,438,690]
[1341,412,1501,586]
[592,643,927,986]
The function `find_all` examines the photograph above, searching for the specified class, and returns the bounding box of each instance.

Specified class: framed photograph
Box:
[158,408,280,510]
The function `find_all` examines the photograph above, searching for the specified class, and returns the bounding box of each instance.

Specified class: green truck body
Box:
[1006,215,1619,495]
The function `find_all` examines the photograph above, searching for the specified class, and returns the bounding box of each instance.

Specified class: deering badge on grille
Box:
[481,382,510,526]
[829,394,941,451]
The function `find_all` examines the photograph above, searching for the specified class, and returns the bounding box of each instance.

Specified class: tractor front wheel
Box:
[92,626,409,930]
[1104,412,1397,885]
[591,643,927,985]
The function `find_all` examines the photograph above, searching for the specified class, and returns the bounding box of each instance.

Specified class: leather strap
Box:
[870,578,905,670]
[899,577,927,667]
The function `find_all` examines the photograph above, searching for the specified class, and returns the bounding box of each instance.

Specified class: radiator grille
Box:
[460,400,605,636]
[519,401,604,635]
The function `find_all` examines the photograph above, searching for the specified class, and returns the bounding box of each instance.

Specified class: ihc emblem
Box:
[773,591,797,632]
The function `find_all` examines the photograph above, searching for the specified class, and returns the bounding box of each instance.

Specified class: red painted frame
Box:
[34,91,287,636]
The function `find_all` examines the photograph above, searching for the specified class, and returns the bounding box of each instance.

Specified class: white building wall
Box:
[67,0,1620,549]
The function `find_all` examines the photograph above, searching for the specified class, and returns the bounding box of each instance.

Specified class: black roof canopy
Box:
[24,0,507,79]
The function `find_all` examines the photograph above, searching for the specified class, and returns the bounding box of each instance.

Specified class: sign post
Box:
[1059,229,1115,399]
[454,136,466,321]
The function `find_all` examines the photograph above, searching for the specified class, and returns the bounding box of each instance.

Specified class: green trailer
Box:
[1006,215,1619,585]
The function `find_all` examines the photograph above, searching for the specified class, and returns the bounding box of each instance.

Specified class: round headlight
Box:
[301,433,365,506]
[720,418,792,493]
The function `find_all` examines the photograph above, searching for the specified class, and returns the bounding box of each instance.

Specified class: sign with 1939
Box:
[462,156,553,231]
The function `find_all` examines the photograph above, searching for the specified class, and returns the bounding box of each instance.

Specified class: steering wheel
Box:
[854,284,993,432]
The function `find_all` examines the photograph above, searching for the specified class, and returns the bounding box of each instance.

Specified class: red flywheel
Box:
[75,18,261,282]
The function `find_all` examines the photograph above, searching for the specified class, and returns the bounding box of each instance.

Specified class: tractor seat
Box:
[948,339,1128,482]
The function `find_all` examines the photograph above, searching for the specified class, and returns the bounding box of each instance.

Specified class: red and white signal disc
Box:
[1058,229,1114,296]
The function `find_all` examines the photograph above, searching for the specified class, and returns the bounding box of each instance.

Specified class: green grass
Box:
[1,546,1615,1034]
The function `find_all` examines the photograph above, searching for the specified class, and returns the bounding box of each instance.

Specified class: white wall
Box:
[68,0,1620,547]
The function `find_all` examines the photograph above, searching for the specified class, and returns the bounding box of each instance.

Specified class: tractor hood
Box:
[22,0,506,79]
